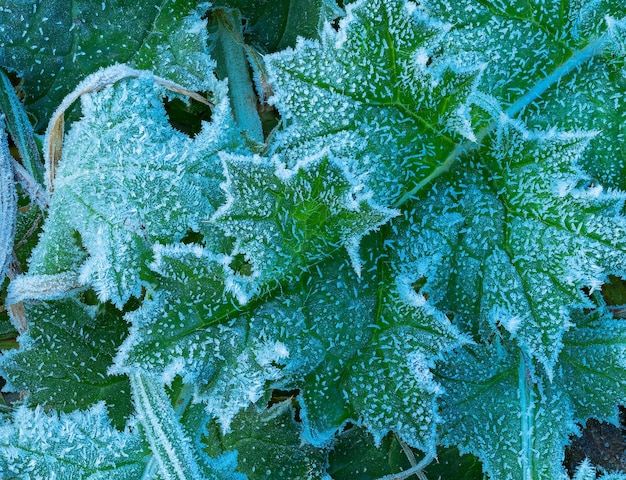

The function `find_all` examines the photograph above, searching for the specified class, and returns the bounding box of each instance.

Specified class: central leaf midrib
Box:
[518,353,537,480]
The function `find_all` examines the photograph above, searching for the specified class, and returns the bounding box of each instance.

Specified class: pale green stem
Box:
[518,353,537,480]
[0,117,16,281]
[131,372,203,480]
[214,9,264,144]
[140,381,195,480]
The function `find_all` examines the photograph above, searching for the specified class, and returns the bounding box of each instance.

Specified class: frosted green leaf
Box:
[205,401,329,480]
[266,0,484,204]
[422,0,626,189]
[6,0,626,476]
[131,0,217,92]
[0,403,149,479]
[437,305,626,480]
[0,299,132,428]
[246,249,463,451]
[212,150,397,298]
[421,0,625,103]
[27,75,244,306]
[112,244,288,432]
[0,0,215,128]
[485,118,626,369]
[437,345,578,480]
[406,117,626,372]
[109,243,235,379]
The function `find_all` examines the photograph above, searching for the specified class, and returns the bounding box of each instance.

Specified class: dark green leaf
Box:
[0,0,214,129]
[0,299,132,428]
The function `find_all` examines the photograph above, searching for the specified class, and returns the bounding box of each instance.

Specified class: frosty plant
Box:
[2,0,626,479]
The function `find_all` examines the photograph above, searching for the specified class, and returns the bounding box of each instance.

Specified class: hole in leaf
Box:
[411,277,428,300]
[581,286,595,306]
[163,96,213,138]
[230,253,253,276]
[268,389,301,421]
[270,360,286,369]
[123,287,146,312]
[260,106,280,138]
[330,16,342,31]
[80,288,102,306]
[180,229,205,246]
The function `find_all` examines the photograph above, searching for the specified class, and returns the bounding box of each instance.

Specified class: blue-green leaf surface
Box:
[0,403,149,479]
[213,150,397,296]
[403,117,626,373]
[4,0,626,478]
[437,345,577,480]
[244,248,464,451]
[266,0,484,204]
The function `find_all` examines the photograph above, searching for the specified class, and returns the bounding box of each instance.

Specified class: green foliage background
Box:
[1,1,626,479]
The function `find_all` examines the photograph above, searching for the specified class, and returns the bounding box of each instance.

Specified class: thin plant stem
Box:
[374,450,436,480]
